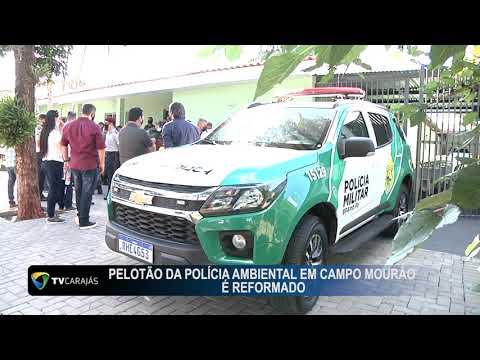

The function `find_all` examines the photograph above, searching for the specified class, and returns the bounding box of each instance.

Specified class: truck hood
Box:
[117,144,318,187]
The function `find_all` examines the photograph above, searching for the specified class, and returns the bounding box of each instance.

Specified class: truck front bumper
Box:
[105,220,210,265]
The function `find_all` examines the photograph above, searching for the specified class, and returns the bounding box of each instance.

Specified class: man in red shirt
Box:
[61,104,106,229]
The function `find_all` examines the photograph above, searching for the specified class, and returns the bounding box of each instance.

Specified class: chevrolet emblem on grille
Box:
[129,191,153,205]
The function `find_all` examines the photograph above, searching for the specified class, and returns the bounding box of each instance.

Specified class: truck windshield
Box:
[202,105,336,150]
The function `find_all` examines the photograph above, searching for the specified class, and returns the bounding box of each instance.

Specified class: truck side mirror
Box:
[338,137,375,159]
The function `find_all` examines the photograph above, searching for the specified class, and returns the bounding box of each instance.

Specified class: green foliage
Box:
[0,97,37,147]
[397,104,427,126]
[197,45,218,58]
[254,45,369,99]
[386,205,461,265]
[451,164,480,210]
[415,189,452,211]
[254,45,316,100]
[456,157,479,166]
[33,45,73,82]
[0,45,73,85]
[353,58,372,71]
[455,125,480,149]
[197,45,242,62]
[410,108,427,126]
[224,46,242,61]
[406,45,426,57]
[463,112,480,126]
[429,45,467,69]
[465,234,480,257]
[386,210,442,265]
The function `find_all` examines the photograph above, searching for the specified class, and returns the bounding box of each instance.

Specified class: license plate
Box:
[118,233,154,263]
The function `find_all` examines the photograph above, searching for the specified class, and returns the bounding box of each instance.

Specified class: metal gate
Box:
[315,67,480,213]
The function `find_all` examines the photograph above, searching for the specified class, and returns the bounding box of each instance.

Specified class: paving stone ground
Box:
[1,170,479,315]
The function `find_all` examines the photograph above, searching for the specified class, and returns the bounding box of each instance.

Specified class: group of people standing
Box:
[4,101,213,228]
[34,105,104,228]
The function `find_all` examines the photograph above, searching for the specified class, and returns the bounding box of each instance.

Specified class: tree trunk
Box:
[13,45,43,220]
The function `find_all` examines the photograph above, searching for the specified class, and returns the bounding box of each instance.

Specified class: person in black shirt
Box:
[119,107,156,164]
[144,117,155,131]
[162,102,200,148]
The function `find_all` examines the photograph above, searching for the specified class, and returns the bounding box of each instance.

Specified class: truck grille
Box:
[112,187,204,211]
[117,175,213,193]
[112,203,199,245]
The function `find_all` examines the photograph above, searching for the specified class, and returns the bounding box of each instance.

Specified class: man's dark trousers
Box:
[7,167,16,203]
[36,152,46,196]
[71,169,98,226]
[58,180,73,209]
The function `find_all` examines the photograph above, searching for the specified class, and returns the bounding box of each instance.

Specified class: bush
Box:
[0,96,37,147]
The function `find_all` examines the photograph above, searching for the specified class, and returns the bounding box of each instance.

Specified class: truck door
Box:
[336,110,378,236]
[365,110,397,207]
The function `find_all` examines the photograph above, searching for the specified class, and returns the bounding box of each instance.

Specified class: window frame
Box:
[366,111,393,149]
[338,110,375,142]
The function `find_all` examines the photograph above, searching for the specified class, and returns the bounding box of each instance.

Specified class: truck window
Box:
[205,105,336,150]
[368,112,393,147]
[340,112,369,139]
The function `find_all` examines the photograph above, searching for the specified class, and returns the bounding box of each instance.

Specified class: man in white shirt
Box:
[104,117,120,200]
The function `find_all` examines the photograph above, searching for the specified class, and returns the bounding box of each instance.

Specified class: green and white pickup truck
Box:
[105,87,414,313]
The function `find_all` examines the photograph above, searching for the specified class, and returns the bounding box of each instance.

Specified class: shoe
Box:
[57,208,65,214]
[65,206,76,211]
[103,196,108,200]
[46,217,66,224]
[9,202,17,208]
[79,221,97,230]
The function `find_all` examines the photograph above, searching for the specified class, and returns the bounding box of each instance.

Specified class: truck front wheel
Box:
[270,215,328,314]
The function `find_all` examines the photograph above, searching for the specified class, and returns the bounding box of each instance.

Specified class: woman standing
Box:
[39,110,66,224]
[104,117,120,200]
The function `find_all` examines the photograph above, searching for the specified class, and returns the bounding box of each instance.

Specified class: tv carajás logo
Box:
[31,271,99,289]
[31,272,50,290]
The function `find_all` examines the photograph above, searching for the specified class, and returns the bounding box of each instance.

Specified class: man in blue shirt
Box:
[162,102,200,148]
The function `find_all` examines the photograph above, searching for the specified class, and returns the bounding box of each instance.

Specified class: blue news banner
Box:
[28,265,425,297]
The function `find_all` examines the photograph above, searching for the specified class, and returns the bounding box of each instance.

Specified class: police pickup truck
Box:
[105,87,414,314]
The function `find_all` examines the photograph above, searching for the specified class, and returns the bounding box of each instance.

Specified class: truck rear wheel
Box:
[382,184,410,237]
[270,215,328,314]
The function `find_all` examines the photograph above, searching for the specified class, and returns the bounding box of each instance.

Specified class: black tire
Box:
[382,184,410,237]
[270,215,328,314]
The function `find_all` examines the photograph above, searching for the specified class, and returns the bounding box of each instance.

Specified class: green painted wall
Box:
[124,92,172,124]
[172,75,313,126]
[38,103,75,116]
[87,98,116,124]
[38,104,47,114]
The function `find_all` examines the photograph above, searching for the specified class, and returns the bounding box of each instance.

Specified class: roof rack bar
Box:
[276,87,365,102]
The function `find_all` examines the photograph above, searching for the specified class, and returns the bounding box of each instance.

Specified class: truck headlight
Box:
[200,179,286,217]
